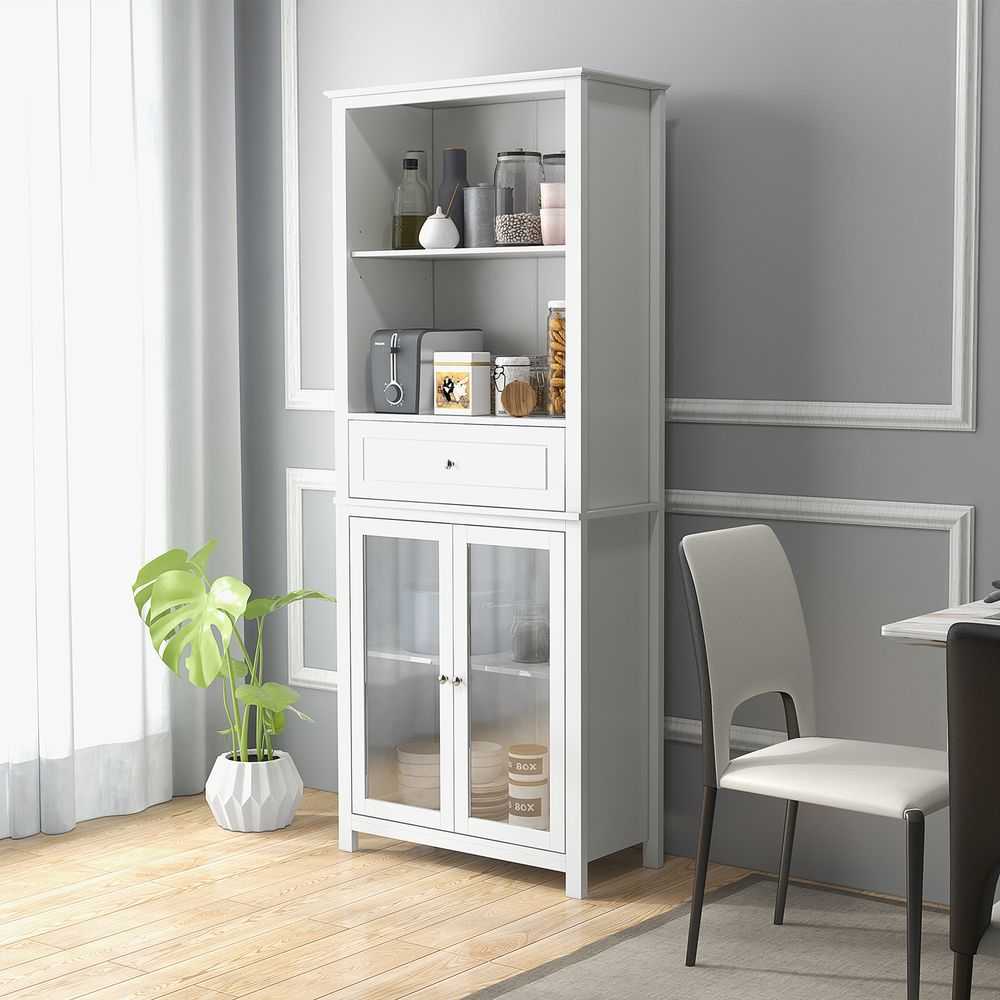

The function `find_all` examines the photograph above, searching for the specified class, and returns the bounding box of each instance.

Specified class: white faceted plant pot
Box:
[205,750,304,832]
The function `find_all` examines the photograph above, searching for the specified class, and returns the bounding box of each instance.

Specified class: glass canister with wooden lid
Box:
[546,300,566,415]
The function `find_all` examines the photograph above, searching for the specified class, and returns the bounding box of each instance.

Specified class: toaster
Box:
[370,328,484,413]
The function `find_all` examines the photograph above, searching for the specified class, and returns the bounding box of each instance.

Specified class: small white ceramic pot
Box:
[205,750,304,832]
[419,206,460,249]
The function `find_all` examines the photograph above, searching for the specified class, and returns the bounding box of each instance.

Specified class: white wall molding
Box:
[666,0,981,431]
[665,488,974,608]
[286,467,338,690]
[282,0,336,411]
[665,716,784,754]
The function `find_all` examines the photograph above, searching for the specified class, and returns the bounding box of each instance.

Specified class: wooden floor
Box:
[0,790,746,999]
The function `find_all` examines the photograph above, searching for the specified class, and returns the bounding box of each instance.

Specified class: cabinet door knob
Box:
[438,674,448,685]
[451,676,462,686]
[445,459,455,469]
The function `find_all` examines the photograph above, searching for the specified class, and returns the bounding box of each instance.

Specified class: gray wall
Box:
[235,0,999,903]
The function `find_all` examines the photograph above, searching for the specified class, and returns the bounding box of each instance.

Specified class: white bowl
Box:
[398,761,440,777]
[398,772,441,789]
[400,788,439,808]
[398,742,440,765]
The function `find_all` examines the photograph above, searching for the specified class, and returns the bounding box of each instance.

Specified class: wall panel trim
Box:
[282,0,336,411]
[665,0,981,431]
[286,467,338,690]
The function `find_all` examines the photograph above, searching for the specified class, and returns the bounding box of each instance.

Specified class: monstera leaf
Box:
[147,571,250,686]
[132,541,217,623]
[245,589,335,621]
[235,681,312,738]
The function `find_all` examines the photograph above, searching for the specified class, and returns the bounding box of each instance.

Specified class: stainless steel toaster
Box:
[370,328,484,413]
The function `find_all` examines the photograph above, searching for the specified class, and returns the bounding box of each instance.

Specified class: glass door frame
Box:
[452,525,566,852]
[349,516,455,831]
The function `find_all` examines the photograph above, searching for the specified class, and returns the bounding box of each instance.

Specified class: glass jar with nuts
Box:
[546,300,566,416]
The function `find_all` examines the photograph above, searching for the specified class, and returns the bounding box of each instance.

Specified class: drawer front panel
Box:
[349,421,565,511]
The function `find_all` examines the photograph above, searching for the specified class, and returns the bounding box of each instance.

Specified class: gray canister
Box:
[463,183,496,248]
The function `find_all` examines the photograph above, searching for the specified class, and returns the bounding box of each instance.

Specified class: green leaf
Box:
[188,540,217,577]
[132,549,189,621]
[148,573,251,687]
[261,708,286,736]
[245,589,335,621]
[235,681,301,712]
[288,705,314,724]
[220,657,249,682]
[245,597,277,620]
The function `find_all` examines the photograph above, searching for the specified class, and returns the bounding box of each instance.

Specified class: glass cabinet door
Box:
[349,518,454,829]
[452,526,565,851]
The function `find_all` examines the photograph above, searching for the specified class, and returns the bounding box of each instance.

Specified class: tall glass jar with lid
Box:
[542,151,565,183]
[493,149,542,245]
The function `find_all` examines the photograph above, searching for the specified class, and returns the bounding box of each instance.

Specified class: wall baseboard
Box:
[665,716,784,754]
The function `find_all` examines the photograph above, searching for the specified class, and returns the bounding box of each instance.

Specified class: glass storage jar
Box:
[542,151,565,183]
[511,605,549,663]
[546,300,566,415]
[493,149,542,245]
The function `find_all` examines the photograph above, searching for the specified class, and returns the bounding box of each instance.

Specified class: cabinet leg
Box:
[643,834,664,870]
[339,823,359,853]
[565,862,588,899]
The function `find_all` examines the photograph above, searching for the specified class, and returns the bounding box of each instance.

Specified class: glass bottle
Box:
[392,157,429,250]
[511,605,549,663]
[547,301,566,416]
[493,149,543,245]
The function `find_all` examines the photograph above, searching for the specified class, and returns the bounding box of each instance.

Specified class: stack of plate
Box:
[397,742,440,809]
[470,741,507,821]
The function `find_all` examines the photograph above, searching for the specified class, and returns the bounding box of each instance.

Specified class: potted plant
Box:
[132,541,334,832]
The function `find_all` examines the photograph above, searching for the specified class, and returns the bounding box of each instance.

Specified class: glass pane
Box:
[467,543,550,831]
[364,535,441,811]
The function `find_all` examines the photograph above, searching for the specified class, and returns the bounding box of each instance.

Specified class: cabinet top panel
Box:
[324,68,669,108]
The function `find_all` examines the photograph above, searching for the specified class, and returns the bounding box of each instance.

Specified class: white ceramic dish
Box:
[397,742,440,764]
[398,761,441,777]
[398,772,441,789]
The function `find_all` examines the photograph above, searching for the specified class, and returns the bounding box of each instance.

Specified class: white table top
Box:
[882,600,1000,647]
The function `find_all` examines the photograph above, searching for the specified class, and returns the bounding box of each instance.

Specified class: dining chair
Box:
[946,621,1000,999]
[679,524,949,1000]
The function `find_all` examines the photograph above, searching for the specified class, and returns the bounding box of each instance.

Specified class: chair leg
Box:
[774,799,798,925]
[686,785,718,967]
[952,952,974,1000]
[905,809,926,1000]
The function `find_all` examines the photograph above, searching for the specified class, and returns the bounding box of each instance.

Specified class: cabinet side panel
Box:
[585,83,652,510]
[586,513,649,861]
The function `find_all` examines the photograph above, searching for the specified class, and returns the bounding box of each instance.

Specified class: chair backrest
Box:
[947,621,1000,957]
[679,524,817,786]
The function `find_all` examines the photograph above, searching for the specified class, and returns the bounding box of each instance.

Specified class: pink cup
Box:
[540,183,565,209]
[540,208,565,246]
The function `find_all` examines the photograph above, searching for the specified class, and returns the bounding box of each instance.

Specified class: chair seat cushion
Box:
[719,737,948,819]
[977,902,1000,960]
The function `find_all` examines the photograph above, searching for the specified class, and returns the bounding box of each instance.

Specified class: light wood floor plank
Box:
[0,790,767,1000]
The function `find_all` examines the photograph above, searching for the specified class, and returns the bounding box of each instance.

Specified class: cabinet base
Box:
[348,813,567,874]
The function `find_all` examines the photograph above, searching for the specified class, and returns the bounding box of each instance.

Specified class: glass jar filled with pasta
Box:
[546,301,566,415]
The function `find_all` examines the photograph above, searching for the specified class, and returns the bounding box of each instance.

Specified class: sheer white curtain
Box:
[0,0,242,839]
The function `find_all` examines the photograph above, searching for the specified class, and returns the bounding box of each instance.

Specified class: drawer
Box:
[348,420,565,511]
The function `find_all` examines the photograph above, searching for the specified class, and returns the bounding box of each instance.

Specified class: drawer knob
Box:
[445,459,455,470]
[438,674,448,685]
[451,676,462,686]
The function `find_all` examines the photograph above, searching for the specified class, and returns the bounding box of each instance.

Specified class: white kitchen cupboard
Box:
[326,68,667,898]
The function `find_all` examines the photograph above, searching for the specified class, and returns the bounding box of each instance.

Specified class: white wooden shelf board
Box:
[367,644,550,680]
[351,246,565,262]
[350,412,565,427]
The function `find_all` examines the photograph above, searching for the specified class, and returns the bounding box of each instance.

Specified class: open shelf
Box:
[367,644,550,680]
[351,246,565,262]
[350,412,564,427]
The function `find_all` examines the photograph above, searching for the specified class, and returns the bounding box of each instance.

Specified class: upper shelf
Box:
[351,246,565,262]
